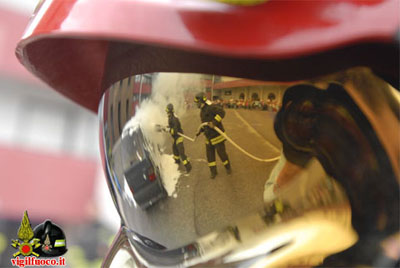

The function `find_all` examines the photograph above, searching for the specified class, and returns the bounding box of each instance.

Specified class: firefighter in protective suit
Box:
[166,103,192,173]
[195,92,231,179]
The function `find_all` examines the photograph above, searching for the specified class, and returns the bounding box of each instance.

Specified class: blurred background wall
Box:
[0,1,119,266]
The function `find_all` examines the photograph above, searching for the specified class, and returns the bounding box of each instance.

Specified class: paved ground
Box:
[122,108,283,249]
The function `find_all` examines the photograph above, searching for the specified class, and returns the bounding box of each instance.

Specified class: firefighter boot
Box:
[173,156,180,164]
[225,163,232,175]
[184,161,192,173]
[210,166,217,179]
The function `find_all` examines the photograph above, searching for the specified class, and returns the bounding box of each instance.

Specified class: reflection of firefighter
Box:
[166,104,192,173]
[263,199,292,224]
[194,92,231,179]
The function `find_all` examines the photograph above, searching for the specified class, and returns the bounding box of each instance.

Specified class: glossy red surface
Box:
[22,0,398,58]
[15,0,399,111]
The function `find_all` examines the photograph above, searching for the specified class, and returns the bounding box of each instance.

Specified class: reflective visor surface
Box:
[99,68,399,267]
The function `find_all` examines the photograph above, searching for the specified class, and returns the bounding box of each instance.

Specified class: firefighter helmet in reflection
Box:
[166,103,174,113]
[194,92,207,103]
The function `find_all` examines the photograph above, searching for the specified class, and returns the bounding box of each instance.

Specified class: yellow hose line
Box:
[198,123,280,163]
[178,132,195,142]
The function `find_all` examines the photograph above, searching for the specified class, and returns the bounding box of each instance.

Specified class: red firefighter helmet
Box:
[16,0,399,111]
[16,0,399,267]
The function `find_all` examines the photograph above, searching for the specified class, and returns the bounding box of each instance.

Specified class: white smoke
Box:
[150,73,205,118]
[124,73,205,197]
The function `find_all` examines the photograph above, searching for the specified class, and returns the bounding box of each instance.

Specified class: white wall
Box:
[0,0,37,14]
[0,77,99,157]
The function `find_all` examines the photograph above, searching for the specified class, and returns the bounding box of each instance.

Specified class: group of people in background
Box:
[211,93,280,112]
[216,98,279,111]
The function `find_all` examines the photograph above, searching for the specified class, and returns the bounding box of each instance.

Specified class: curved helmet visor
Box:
[99,68,399,267]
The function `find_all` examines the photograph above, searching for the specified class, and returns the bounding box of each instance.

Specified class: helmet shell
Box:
[194,92,207,103]
[166,103,174,113]
[33,220,67,257]
[15,0,399,111]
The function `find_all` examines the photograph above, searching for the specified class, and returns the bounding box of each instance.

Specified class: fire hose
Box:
[155,123,280,162]
[155,124,195,142]
[196,123,280,163]
[177,132,195,142]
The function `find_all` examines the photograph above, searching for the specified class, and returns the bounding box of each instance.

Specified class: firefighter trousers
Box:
[206,141,230,172]
[172,137,189,165]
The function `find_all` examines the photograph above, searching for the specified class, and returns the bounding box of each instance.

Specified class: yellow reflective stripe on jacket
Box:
[214,114,222,122]
[182,159,188,165]
[274,200,284,213]
[208,161,217,167]
[54,239,65,247]
[170,128,174,135]
[210,134,225,145]
[176,137,184,144]
[173,155,180,160]
[223,160,229,165]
